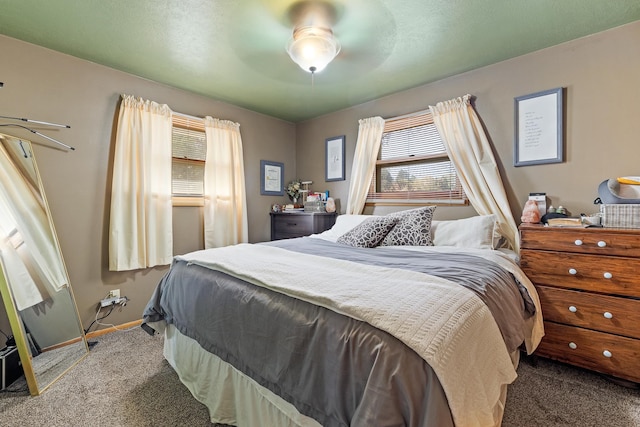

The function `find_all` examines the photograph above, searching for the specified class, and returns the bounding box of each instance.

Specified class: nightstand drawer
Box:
[535,322,640,383]
[520,249,640,298]
[521,226,640,257]
[270,212,337,241]
[272,215,314,236]
[536,286,640,339]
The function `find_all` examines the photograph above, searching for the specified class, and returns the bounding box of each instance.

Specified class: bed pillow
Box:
[431,215,498,249]
[337,216,399,248]
[310,214,373,242]
[379,206,436,247]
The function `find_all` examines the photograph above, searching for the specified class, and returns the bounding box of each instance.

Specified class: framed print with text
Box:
[260,160,284,195]
[514,87,564,167]
[325,135,345,181]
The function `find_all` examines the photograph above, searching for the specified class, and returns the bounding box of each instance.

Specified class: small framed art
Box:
[514,87,564,167]
[260,160,284,196]
[325,135,345,182]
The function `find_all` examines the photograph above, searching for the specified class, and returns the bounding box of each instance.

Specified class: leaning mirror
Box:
[0,132,88,395]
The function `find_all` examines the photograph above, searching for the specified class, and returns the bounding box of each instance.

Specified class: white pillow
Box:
[310,215,374,242]
[431,215,499,249]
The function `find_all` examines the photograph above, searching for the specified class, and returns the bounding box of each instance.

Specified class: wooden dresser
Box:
[270,212,337,241]
[519,223,640,383]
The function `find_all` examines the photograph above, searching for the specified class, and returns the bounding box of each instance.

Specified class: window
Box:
[367,110,467,206]
[172,114,206,206]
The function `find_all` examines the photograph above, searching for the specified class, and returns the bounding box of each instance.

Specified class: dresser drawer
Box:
[272,214,314,238]
[520,225,640,257]
[520,249,640,298]
[536,286,640,339]
[270,212,337,240]
[536,322,640,383]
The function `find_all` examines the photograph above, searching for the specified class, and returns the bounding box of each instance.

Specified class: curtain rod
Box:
[384,108,432,122]
[173,111,204,121]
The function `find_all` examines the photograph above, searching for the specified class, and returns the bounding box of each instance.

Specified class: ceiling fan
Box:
[229,0,395,84]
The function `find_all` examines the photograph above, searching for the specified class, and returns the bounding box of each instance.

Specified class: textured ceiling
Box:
[0,0,639,122]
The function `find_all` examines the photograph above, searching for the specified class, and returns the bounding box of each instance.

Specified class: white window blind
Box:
[172,115,206,197]
[367,111,466,204]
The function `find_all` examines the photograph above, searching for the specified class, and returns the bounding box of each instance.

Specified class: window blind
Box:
[171,115,206,197]
[367,111,466,203]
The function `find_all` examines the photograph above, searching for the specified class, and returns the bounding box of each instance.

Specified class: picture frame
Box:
[325,135,345,182]
[260,160,284,196]
[514,87,564,167]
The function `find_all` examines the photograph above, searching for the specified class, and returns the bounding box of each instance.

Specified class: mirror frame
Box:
[0,272,39,393]
[0,133,88,395]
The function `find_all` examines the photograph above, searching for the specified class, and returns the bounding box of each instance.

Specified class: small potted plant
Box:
[286,179,302,206]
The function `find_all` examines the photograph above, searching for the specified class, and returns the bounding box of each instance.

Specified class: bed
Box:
[142,209,544,427]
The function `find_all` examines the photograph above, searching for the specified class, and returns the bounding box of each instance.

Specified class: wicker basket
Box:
[599,204,640,228]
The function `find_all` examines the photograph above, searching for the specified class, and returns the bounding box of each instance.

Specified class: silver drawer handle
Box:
[597,240,607,247]
[568,342,577,350]
[568,306,577,313]
[603,350,612,358]
[574,239,583,246]
[603,311,613,319]
[603,272,613,279]
[568,268,577,275]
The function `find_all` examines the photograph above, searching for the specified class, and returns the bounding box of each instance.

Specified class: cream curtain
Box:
[109,95,173,271]
[0,142,67,309]
[203,117,248,248]
[429,95,519,252]
[345,116,385,214]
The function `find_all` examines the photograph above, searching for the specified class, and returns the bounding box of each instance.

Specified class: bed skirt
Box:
[163,323,322,427]
[163,323,518,427]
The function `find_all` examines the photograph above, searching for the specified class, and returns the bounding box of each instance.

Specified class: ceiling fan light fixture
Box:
[286,26,340,73]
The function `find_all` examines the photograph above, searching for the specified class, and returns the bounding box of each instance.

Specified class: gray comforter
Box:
[142,238,533,427]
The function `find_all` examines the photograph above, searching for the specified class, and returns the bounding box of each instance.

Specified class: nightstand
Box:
[519,223,640,383]
[270,212,337,241]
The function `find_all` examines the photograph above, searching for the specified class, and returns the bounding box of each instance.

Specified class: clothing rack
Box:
[0,115,74,151]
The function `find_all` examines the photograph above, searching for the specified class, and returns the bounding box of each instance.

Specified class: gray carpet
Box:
[1,327,638,426]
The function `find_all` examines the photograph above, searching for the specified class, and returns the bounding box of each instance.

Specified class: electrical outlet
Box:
[108,289,120,299]
[99,295,128,308]
[100,296,118,307]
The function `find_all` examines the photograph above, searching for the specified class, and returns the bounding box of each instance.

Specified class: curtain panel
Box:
[429,95,519,252]
[203,117,248,248]
[109,95,173,271]
[346,116,385,214]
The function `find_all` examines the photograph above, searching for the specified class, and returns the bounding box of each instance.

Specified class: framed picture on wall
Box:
[325,135,345,181]
[514,87,564,166]
[260,160,284,195]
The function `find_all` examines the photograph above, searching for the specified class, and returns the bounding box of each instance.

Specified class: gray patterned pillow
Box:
[337,216,400,248]
[379,206,436,246]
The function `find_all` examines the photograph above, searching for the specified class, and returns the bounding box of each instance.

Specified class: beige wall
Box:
[296,21,640,221]
[0,35,295,333]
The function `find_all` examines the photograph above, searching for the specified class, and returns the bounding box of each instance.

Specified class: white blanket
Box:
[178,243,523,427]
